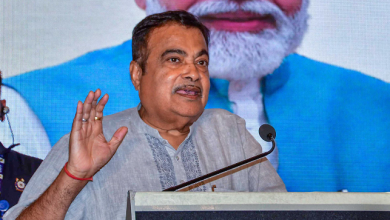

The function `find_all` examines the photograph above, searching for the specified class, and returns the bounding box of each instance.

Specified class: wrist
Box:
[64,162,93,181]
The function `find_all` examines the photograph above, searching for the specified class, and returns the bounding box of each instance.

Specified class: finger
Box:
[71,101,83,132]
[82,91,95,122]
[108,127,128,152]
[91,93,107,136]
[90,89,102,122]
[95,94,109,118]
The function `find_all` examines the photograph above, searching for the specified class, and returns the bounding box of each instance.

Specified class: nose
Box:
[231,0,302,16]
[182,63,200,82]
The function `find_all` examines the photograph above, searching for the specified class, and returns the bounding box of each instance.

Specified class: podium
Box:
[126,191,390,219]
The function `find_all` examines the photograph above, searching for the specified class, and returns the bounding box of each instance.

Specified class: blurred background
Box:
[1,0,389,82]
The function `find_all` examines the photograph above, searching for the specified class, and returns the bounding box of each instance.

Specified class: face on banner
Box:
[136,0,302,16]
[135,0,308,81]
[2,0,390,193]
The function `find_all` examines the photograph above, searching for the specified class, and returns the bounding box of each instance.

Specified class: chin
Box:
[174,105,205,118]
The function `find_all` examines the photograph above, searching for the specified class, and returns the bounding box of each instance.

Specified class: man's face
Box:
[137,0,308,81]
[133,23,210,121]
[150,0,302,32]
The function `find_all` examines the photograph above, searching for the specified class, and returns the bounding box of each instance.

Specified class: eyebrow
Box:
[196,49,209,58]
[161,49,187,58]
[161,49,209,59]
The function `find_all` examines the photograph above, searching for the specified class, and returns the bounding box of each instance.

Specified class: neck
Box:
[138,106,193,136]
[139,106,195,150]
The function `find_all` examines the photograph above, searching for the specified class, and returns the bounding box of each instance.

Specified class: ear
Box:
[135,0,146,10]
[130,61,143,91]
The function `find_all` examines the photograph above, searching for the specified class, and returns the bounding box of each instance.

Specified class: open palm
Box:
[67,89,128,179]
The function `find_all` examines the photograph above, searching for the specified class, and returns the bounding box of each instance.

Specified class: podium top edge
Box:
[130,191,390,207]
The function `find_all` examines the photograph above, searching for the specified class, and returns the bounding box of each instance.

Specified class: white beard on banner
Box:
[145,0,309,81]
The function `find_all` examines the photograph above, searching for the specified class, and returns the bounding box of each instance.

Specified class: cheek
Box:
[274,0,303,16]
[201,78,210,103]
[140,75,170,108]
[151,72,177,99]
[158,0,207,10]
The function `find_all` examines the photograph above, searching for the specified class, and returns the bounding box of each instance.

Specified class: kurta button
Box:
[176,156,180,161]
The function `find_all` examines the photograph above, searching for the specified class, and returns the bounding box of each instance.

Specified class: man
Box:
[4,0,390,192]
[4,11,285,219]
[0,74,44,216]
[0,142,43,216]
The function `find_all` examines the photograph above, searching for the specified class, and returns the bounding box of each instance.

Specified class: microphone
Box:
[259,124,276,142]
[163,124,277,191]
[2,106,9,114]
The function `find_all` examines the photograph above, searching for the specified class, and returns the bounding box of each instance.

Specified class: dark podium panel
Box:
[127,192,390,220]
[136,211,390,220]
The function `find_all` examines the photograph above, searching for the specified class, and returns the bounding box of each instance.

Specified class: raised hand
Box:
[67,89,128,179]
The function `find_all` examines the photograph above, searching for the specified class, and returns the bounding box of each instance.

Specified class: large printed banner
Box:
[1,0,389,192]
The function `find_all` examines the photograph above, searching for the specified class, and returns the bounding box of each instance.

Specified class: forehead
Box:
[146,23,208,54]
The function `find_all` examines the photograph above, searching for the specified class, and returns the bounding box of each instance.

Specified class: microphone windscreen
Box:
[3,106,9,114]
[259,124,276,142]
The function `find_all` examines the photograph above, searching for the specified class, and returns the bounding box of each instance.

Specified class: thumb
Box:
[108,127,128,151]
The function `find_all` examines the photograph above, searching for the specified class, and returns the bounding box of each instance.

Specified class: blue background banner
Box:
[1,0,389,192]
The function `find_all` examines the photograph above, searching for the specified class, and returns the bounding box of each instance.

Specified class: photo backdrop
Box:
[1,0,389,192]
[1,0,389,81]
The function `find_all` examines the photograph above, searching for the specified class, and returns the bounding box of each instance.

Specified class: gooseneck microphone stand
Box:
[163,124,277,192]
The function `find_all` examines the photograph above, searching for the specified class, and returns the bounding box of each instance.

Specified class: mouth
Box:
[174,85,202,100]
[199,11,276,32]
